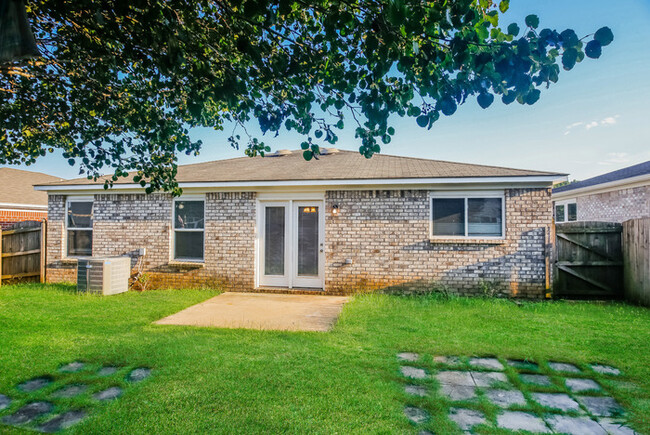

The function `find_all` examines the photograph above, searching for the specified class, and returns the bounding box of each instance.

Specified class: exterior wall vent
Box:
[77,257,131,295]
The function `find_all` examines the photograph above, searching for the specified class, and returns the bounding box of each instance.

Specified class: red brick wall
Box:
[0,209,47,230]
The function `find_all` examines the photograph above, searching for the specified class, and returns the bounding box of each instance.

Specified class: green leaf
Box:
[594,27,614,46]
[387,127,395,135]
[499,0,510,13]
[525,14,539,29]
[416,115,428,127]
[314,130,323,138]
[438,97,457,116]
[562,48,578,70]
[303,150,313,161]
[585,40,602,59]
[507,23,520,36]
[300,141,310,150]
[525,89,541,105]
[477,93,494,109]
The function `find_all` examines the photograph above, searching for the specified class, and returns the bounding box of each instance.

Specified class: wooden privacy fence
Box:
[623,218,650,306]
[0,220,46,285]
[554,221,623,299]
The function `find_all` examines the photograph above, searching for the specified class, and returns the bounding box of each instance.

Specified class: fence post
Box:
[40,219,47,284]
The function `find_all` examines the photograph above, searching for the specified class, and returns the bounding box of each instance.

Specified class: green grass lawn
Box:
[0,283,649,434]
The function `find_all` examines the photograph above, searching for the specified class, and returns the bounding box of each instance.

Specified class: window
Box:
[431,193,504,238]
[567,203,577,222]
[555,201,577,222]
[555,204,565,222]
[67,200,93,256]
[173,199,204,261]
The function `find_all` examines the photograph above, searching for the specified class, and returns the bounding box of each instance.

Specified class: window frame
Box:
[65,196,94,258]
[171,195,206,262]
[429,191,506,240]
[554,199,577,222]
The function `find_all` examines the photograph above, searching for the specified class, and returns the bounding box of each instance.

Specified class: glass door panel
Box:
[297,206,319,276]
[264,206,286,275]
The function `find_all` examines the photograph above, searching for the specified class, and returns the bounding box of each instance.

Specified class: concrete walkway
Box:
[155,292,350,332]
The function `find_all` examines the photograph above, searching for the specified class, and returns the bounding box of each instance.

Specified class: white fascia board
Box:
[0,202,48,210]
[35,175,562,193]
[552,173,650,200]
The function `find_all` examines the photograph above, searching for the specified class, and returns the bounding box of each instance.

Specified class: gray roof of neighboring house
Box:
[36,149,562,187]
[0,168,64,206]
[553,160,650,194]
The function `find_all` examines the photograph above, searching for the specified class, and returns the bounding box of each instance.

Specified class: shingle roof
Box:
[553,160,650,194]
[37,149,562,187]
[0,168,64,206]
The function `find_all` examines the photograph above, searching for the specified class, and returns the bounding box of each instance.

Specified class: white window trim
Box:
[429,190,506,240]
[555,199,577,222]
[65,196,94,258]
[172,195,206,262]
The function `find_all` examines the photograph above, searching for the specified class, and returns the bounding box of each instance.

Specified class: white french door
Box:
[258,200,324,289]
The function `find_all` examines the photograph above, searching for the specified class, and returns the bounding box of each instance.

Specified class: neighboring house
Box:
[0,168,63,229]
[35,149,565,298]
[552,161,650,223]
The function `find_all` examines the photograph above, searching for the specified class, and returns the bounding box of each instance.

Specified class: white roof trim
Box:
[552,173,650,200]
[35,175,563,192]
[0,202,48,210]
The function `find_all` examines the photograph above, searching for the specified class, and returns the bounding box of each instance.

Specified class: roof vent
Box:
[270,149,292,157]
[320,148,340,155]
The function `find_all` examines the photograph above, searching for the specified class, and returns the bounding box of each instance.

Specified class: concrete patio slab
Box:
[155,292,350,332]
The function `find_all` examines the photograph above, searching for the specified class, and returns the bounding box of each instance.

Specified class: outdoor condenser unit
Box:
[77,257,131,295]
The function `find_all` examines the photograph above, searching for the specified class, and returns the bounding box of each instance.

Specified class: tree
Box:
[0,0,613,194]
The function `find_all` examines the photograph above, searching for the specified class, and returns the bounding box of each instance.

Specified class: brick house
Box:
[552,161,650,223]
[0,168,63,229]
[35,149,564,297]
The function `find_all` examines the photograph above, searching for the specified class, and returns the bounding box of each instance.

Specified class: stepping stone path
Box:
[401,366,427,380]
[397,352,419,362]
[599,418,640,435]
[17,377,52,392]
[97,366,119,376]
[51,384,88,399]
[436,371,474,387]
[591,364,622,376]
[439,384,477,401]
[579,396,625,417]
[507,359,539,371]
[2,401,53,425]
[404,385,427,397]
[484,389,527,408]
[0,394,10,411]
[448,407,486,431]
[434,355,462,365]
[548,362,581,373]
[469,357,504,371]
[59,361,85,373]
[497,411,551,433]
[566,378,601,393]
[93,386,123,401]
[471,371,508,387]
[531,392,581,412]
[403,406,429,424]
[545,414,607,435]
[520,373,553,387]
[38,410,86,433]
[127,367,152,382]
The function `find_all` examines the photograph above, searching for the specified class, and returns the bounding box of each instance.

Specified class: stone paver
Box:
[507,359,539,371]
[520,373,553,387]
[448,407,486,431]
[405,385,428,397]
[469,357,504,371]
[566,378,602,393]
[397,352,419,362]
[532,393,581,412]
[436,371,474,387]
[598,418,639,435]
[545,414,606,435]
[17,377,52,392]
[59,361,85,373]
[497,411,551,433]
[51,384,88,399]
[38,410,86,433]
[484,389,527,408]
[401,366,427,380]
[434,356,462,365]
[470,371,508,387]
[579,396,625,417]
[0,394,10,411]
[591,364,622,376]
[440,384,477,401]
[97,366,118,377]
[2,401,53,425]
[549,362,581,373]
[93,386,123,401]
[127,367,152,383]
[404,406,429,424]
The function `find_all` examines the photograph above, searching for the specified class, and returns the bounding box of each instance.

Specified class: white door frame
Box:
[256,195,325,289]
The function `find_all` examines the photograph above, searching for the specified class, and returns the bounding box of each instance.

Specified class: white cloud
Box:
[598,152,630,166]
[564,115,620,135]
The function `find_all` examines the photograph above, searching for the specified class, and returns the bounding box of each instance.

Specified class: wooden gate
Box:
[0,220,46,285]
[554,221,623,299]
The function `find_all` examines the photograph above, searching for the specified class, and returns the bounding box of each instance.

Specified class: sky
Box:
[3,0,650,182]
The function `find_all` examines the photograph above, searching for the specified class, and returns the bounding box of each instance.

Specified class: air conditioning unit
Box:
[77,257,131,295]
